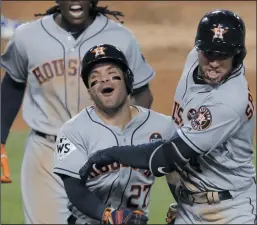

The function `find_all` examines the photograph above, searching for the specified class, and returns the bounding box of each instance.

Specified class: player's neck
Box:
[95,101,139,130]
[54,14,94,34]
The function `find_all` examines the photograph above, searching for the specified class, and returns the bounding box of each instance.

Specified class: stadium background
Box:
[1,1,256,224]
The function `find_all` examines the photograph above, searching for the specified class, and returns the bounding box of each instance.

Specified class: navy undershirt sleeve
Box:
[1,73,26,144]
[62,175,105,221]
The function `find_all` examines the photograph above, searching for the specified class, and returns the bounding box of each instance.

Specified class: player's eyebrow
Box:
[90,69,100,76]
[107,65,118,71]
[89,72,99,81]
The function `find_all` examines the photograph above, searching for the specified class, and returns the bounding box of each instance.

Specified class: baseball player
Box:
[53,44,176,224]
[79,9,256,224]
[1,1,155,223]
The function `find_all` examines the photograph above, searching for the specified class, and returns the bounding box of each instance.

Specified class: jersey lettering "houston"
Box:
[1,14,155,136]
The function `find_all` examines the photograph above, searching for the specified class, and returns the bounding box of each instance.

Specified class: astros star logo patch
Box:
[91,46,106,57]
[191,106,212,131]
[149,133,163,143]
[211,24,228,41]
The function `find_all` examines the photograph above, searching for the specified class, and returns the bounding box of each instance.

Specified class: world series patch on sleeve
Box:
[56,136,76,161]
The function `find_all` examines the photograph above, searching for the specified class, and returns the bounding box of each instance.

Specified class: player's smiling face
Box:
[198,50,234,85]
[87,62,128,111]
[58,0,90,27]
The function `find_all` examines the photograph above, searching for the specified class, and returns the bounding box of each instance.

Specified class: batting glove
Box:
[166,203,178,224]
[1,144,12,183]
[101,207,148,224]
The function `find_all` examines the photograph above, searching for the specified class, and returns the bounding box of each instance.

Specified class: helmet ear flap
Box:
[123,69,134,95]
[233,48,247,68]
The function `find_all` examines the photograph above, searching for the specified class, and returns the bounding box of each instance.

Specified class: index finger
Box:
[79,160,93,184]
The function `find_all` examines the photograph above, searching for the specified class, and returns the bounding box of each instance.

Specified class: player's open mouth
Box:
[69,5,84,18]
[101,87,115,96]
[205,70,220,80]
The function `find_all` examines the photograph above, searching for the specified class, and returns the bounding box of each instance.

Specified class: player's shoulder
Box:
[149,109,172,122]
[60,108,91,133]
[212,65,249,114]
[136,106,175,139]
[104,15,136,41]
[185,47,198,64]
[180,47,198,79]
[11,17,44,44]
[136,106,172,123]
[13,17,42,37]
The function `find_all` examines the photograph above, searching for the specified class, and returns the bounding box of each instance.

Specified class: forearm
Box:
[131,84,153,109]
[62,175,105,221]
[166,172,180,202]
[1,73,26,144]
[168,183,178,202]
[80,134,200,185]
[99,135,199,176]
[108,141,163,169]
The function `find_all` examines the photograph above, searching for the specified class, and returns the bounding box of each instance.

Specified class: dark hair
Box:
[34,2,124,24]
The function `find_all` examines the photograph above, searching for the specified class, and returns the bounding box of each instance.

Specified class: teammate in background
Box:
[79,10,256,224]
[1,1,155,223]
[1,15,22,40]
[53,44,176,224]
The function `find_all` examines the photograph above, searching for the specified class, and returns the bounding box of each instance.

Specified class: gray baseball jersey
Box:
[171,48,256,223]
[1,14,155,224]
[1,14,155,136]
[53,106,175,224]
[172,47,255,193]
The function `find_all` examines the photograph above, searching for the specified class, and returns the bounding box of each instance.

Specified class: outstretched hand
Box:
[79,142,160,184]
[79,149,117,185]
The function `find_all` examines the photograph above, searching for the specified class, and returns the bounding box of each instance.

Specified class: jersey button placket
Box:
[122,135,130,145]
[66,43,79,117]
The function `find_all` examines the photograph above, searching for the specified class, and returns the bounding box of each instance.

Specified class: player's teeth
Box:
[70,5,82,10]
[69,10,83,17]
[207,71,219,79]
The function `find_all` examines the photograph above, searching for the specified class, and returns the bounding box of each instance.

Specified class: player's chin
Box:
[203,77,220,85]
[101,99,117,108]
[100,103,121,112]
[203,73,223,85]
[70,18,87,27]
[100,98,124,110]
[67,14,87,26]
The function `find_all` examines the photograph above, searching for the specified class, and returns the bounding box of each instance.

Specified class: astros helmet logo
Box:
[211,24,228,40]
[92,46,106,57]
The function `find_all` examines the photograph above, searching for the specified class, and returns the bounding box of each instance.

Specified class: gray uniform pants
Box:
[175,182,256,224]
[21,130,71,224]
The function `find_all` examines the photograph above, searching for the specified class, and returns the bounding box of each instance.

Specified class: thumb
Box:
[79,161,92,181]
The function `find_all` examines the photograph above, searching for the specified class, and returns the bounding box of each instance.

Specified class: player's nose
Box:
[99,74,111,83]
[208,60,220,68]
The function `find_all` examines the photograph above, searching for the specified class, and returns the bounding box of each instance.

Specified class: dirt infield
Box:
[1,1,256,131]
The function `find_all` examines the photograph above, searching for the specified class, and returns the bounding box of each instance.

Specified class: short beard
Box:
[197,66,231,86]
[95,94,128,117]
